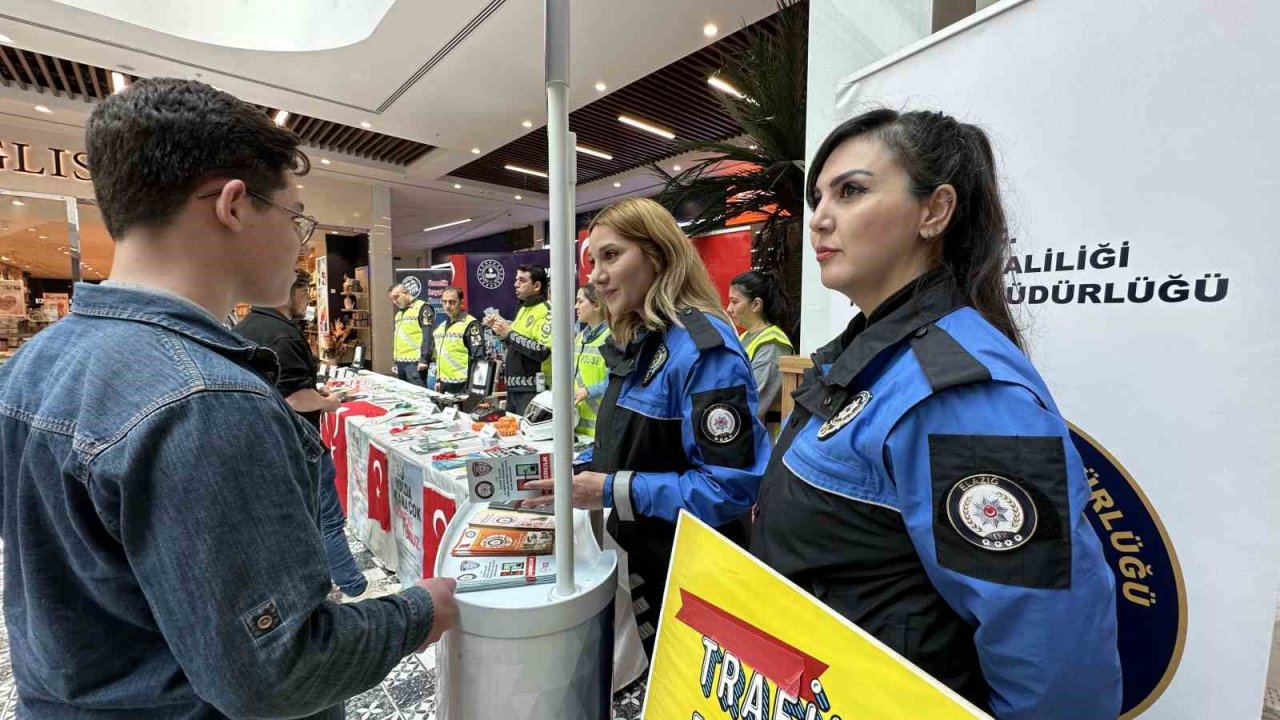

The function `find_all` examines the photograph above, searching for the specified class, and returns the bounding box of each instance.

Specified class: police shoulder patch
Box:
[643,344,669,386]
[701,403,742,444]
[817,390,872,440]
[944,473,1038,551]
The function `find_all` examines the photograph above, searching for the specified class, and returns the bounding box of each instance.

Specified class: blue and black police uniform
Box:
[590,307,770,656]
[751,269,1122,719]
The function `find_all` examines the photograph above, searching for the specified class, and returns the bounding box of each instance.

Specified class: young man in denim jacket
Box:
[0,78,456,719]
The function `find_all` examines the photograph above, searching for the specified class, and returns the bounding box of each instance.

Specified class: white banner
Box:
[391,453,426,585]
[817,0,1280,717]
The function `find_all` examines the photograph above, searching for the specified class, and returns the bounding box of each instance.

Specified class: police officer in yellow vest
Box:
[572,282,611,439]
[484,264,552,415]
[727,270,794,421]
[430,286,484,394]
[388,282,434,387]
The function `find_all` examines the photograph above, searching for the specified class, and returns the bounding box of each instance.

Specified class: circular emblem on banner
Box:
[474,481,494,499]
[476,259,505,290]
[457,573,477,582]
[460,561,479,571]
[401,276,422,298]
[702,403,741,444]
[946,473,1037,551]
[817,391,872,440]
[495,516,514,525]
[1069,424,1186,719]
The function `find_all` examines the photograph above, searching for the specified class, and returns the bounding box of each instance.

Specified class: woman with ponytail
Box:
[727,270,794,421]
[750,109,1121,719]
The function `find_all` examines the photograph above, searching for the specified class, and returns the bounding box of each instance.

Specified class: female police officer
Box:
[524,198,769,656]
[571,282,611,440]
[726,270,794,422]
[751,110,1121,719]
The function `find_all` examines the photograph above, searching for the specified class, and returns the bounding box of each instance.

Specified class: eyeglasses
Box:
[196,187,318,246]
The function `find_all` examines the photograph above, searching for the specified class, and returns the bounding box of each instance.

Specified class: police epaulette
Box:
[908,323,991,393]
[676,308,725,353]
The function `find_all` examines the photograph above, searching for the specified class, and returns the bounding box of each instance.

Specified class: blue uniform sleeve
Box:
[884,381,1121,720]
[585,380,609,400]
[610,346,769,526]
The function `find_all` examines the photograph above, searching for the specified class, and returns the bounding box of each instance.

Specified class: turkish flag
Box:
[366,443,392,532]
[324,400,387,514]
[421,486,458,579]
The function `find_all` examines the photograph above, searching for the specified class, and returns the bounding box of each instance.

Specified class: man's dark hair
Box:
[85,77,310,239]
[517,264,549,295]
[442,286,464,301]
[291,270,311,291]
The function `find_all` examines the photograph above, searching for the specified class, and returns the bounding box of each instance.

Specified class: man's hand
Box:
[490,318,511,339]
[416,577,459,650]
[417,362,429,373]
[318,393,342,413]
[521,472,606,510]
[574,387,588,404]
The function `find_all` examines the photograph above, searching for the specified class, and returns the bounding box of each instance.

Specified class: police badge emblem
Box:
[702,403,741,444]
[816,390,872,440]
[643,344,669,386]
[945,473,1038,551]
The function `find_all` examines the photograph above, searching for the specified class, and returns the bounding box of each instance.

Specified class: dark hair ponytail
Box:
[807,109,1022,349]
[730,269,796,346]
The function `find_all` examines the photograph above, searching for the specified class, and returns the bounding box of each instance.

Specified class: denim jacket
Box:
[0,283,434,719]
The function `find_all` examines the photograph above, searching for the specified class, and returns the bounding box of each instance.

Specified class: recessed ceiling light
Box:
[703,23,719,37]
[110,71,128,94]
[594,81,607,92]
[0,34,12,44]
[360,121,372,129]
[470,147,481,154]
[352,212,361,217]
[618,114,675,140]
[1,256,8,261]
[613,181,622,188]
[424,218,472,232]
[27,228,35,232]
[514,194,523,200]
[453,183,462,189]
[296,184,304,190]
[575,145,613,161]
[673,165,682,171]
[522,120,533,128]
[504,164,548,179]
[63,251,70,255]
[11,200,24,206]
[320,158,331,165]
[272,110,290,126]
[33,105,51,114]
[37,235,47,240]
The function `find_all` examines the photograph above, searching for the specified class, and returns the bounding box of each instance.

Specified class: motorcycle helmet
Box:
[519,390,576,441]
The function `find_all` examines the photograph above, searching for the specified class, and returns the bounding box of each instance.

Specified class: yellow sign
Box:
[643,512,990,720]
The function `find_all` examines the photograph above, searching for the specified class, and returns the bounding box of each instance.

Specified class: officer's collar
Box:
[601,326,654,377]
[815,267,965,388]
[520,294,548,308]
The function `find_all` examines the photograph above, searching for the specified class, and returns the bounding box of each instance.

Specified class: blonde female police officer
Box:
[525,198,769,656]
[750,110,1121,719]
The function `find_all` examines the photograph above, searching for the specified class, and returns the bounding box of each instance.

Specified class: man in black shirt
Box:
[236,270,368,597]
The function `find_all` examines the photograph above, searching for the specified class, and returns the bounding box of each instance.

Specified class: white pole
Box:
[545,0,577,597]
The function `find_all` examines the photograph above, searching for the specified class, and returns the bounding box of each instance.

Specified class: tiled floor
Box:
[0,534,645,719]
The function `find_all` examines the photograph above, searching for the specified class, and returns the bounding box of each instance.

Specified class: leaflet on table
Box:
[466,444,552,502]
[450,526,555,556]
[468,506,556,530]
[453,555,556,593]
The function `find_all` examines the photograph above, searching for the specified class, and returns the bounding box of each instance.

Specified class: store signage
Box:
[642,513,987,719]
[0,139,92,182]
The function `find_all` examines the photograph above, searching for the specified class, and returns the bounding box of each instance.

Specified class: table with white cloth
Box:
[321,371,551,584]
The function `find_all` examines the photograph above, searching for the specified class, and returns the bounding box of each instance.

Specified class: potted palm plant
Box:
[653,0,807,338]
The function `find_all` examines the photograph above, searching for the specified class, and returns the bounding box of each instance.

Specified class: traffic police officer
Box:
[751,109,1121,719]
[485,264,552,414]
[430,286,484,394]
[726,270,794,422]
[523,199,770,657]
[572,282,611,439]
[388,283,433,387]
